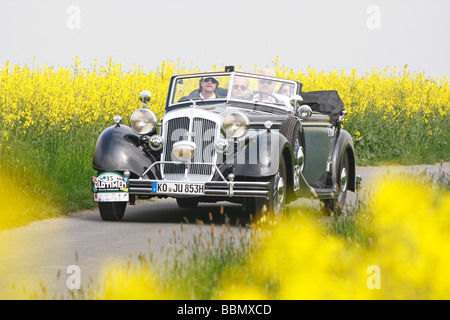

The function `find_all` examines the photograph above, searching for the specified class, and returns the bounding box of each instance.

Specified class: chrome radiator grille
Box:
[163,116,218,181]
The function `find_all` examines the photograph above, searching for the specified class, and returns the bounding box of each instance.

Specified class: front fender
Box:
[92,125,157,178]
[220,130,291,178]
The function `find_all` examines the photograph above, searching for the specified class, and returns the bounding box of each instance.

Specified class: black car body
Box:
[92,69,357,221]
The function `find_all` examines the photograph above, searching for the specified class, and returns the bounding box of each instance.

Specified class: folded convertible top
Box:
[300,90,344,125]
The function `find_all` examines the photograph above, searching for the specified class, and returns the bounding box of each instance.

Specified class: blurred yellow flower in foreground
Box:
[91,176,449,300]
[216,177,450,300]
[97,261,174,300]
[372,178,450,299]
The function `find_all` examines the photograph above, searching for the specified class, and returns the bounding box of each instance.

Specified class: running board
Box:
[309,187,338,200]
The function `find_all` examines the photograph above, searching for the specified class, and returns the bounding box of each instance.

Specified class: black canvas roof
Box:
[300,90,344,125]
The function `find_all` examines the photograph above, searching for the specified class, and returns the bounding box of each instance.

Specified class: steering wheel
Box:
[251,90,281,104]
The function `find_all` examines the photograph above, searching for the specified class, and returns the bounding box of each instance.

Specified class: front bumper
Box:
[92,161,271,202]
[128,179,270,198]
[129,160,270,198]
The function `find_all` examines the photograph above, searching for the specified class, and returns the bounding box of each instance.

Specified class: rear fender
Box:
[331,130,356,192]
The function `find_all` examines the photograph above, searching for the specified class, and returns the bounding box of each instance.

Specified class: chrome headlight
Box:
[298,105,312,119]
[130,108,157,135]
[172,141,196,161]
[222,113,249,138]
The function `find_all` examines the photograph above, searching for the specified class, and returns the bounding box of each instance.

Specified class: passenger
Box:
[230,76,250,99]
[278,83,294,97]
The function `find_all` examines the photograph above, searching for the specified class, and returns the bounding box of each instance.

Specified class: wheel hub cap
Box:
[274,175,285,214]
[340,167,347,193]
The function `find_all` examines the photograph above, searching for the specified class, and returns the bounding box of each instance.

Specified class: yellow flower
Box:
[216,176,450,300]
[97,261,174,300]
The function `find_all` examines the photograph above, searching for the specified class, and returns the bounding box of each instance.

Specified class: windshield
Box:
[169,73,297,107]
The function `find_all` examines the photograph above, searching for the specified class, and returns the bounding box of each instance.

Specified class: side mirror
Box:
[290,95,303,108]
[139,90,152,106]
[338,110,348,123]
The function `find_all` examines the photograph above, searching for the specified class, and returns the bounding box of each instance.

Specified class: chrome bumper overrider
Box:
[129,161,270,198]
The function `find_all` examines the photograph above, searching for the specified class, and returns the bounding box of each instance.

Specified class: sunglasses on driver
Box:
[202,77,218,84]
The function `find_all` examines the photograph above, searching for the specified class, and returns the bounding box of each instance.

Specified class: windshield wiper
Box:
[251,99,288,107]
[178,97,204,103]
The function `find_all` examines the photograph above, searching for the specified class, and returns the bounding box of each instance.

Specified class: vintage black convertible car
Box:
[91,68,358,221]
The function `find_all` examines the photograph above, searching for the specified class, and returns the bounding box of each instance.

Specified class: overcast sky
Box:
[0,0,449,77]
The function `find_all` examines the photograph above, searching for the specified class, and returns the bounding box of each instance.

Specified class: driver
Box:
[253,68,277,103]
[253,68,284,103]
[185,75,224,100]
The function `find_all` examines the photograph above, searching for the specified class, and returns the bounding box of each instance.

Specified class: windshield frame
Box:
[167,71,299,110]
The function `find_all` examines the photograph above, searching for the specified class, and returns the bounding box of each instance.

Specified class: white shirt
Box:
[200,92,216,99]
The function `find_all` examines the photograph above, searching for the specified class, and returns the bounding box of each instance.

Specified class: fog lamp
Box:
[172,141,196,161]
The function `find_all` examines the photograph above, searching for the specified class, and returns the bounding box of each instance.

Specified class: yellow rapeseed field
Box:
[0,58,174,136]
[0,57,448,136]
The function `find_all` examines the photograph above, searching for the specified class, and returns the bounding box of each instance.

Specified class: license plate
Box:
[94,192,129,202]
[151,182,205,195]
[92,172,129,202]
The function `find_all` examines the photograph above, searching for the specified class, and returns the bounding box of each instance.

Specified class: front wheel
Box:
[249,156,287,217]
[98,202,127,221]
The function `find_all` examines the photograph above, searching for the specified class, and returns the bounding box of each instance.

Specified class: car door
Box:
[301,112,334,187]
